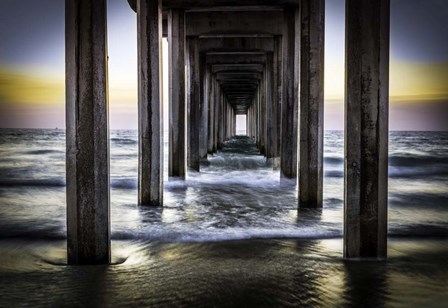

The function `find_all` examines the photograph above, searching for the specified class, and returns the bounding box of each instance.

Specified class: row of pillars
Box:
[65,0,389,264]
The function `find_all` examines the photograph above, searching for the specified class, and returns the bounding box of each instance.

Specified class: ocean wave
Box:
[111,178,137,189]
[111,138,137,145]
[110,228,343,242]
[0,178,65,187]
[324,157,343,165]
[389,224,448,238]
[324,170,343,178]
[389,167,448,178]
[324,168,448,178]
[0,226,65,240]
[390,154,448,167]
[25,149,63,155]
[322,153,448,168]
[1,223,447,243]
[389,192,448,208]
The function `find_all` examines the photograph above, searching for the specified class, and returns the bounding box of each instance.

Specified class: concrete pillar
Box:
[280,7,300,181]
[260,70,266,155]
[274,36,283,157]
[299,0,325,208]
[344,0,390,259]
[250,105,253,138]
[199,56,208,159]
[247,108,250,136]
[266,52,276,159]
[255,89,260,147]
[226,103,230,140]
[218,91,224,148]
[168,9,186,179]
[137,0,163,206]
[213,79,219,152]
[207,73,214,153]
[187,36,200,171]
[246,109,250,136]
[66,0,110,264]
[224,100,232,140]
[233,109,236,136]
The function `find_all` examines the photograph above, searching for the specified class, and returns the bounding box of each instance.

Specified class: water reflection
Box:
[343,261,389,307]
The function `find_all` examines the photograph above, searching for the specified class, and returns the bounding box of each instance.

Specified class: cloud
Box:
[0,67,64,106]
[390,62,448,101]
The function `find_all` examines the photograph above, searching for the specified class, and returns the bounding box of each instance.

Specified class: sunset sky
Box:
[0,0,447,130]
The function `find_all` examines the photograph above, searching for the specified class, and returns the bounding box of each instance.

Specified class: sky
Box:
[0,0,447,130]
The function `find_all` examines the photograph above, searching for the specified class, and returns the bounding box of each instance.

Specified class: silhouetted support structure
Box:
[299,0,325,207]
[344,0,390,259]
[65,0,110,265]
[280,7,299,181]
[168,9,186,179]
[187,37,201,171]
[65,0,390,263]
[137,0,163,206]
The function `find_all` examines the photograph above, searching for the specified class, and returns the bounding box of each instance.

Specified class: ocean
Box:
[0,129,447,307]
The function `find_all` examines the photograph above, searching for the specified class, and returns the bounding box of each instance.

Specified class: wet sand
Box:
[1,238,447,307]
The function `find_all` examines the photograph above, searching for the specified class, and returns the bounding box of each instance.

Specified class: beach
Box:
[0,129,447,306]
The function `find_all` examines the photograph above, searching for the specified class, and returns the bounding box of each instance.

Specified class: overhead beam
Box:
[187,11,282,36]
[128,0,302,11]
[212,64,264,73]
[206,54,266,64]
[199,37,274,52]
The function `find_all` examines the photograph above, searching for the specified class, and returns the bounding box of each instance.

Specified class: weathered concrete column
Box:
[274,36,283,158]
[255,89,260,146]
[233,109,236,135]
[213,79,219,152]
[187,36,200,171]
[218,90,224,149]
[224,100,232,140]
[246,109,250,136]
[207,73,215,153]
[280,7,300,181]
[66,0,110,264]
[249,106,252,137]
[226,104,230,139]
[344,0,390,259]
[199,56,209,159]
[260,70,266,155]
[266,52,276,159]
[168,9,186,179]
[137,0,163,206]
[299,0,325,208]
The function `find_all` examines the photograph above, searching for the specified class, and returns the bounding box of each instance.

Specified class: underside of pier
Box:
[65,0,389,264]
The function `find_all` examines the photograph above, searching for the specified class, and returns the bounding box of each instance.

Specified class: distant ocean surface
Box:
[0,129,447,307]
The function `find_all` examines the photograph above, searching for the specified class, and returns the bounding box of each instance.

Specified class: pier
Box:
[65,0,389,264]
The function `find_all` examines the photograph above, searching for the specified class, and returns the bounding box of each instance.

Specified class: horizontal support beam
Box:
[186,11,283,36]
[206,54,266,64]
[129,0,301,11]
[212,64,264,73]
[199,37,274,52]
